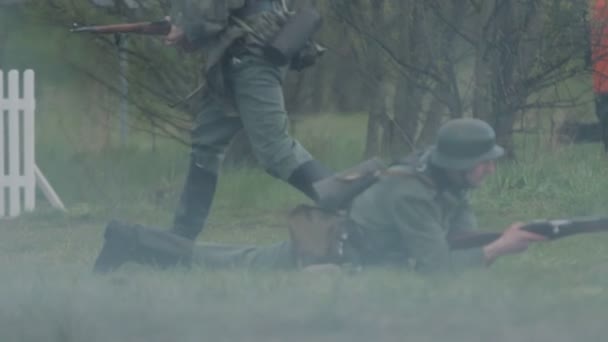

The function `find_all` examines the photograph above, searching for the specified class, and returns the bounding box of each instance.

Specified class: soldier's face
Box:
[465,160,496,187]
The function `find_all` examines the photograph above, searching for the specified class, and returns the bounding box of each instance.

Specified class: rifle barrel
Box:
[447,216,608,250]
[70,20,171,35]
[524,216,608,239]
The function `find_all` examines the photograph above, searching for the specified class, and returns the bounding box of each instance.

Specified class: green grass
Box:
[3,112,608,341]
[4,17,608,342]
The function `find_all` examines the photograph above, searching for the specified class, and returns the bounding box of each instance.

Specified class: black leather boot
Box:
[287,159,333,201]
[171,161,218,240]
[93,220,138,273]
[93,220,194,273]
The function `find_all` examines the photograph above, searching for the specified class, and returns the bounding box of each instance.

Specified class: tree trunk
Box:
[472,1,497,122]
[472,0,519,158]
[492,0,517,158]
[80,47,114,153]
[494,109,516,158]
[389,1,424,155]
[0,29,8,67]
[418,96,445,145]
[81,78,113,153]
[392,75,423,153]
[364,75,387,158]
[362,0,389,158]
[0,7,15,67]
[380,76,397,155]
[309,53,332,114]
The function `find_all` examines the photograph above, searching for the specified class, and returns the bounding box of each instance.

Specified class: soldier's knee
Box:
[254,146,313,181]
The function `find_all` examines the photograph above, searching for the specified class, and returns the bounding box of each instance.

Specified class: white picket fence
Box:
[0,70,36,217]
[0,69,65,218]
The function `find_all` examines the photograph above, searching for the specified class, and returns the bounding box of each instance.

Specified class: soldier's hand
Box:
[163,16,185,45]
[163,16,197,52]
[483,222,546,265]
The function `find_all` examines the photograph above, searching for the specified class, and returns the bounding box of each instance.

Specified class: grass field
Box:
[3,15,608,341]
[2,108,608,341]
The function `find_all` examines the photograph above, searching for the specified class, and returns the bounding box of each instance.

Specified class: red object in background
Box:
[592,0,608,93]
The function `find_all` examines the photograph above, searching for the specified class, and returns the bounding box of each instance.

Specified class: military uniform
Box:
[92,220,296,273]
[170,0,332,240]
[93,118,504,274]
[93,158,483,273]
[348,161,486,273]
[188,157,488,272]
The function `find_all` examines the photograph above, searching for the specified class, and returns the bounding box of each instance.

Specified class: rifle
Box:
[312,160,608,250]
[448,216,608,250]
[70,19,171,35]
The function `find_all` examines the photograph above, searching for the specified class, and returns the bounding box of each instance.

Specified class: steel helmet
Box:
[429,118,504,170]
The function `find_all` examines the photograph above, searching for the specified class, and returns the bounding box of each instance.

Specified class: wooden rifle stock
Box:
[448,216,608,250]
[70,20,171,35]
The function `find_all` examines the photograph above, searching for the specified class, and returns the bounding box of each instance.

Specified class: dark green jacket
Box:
[170,0,247,72]
[349,163,486,273]
[170,0,290,72]
[171,0,246,44]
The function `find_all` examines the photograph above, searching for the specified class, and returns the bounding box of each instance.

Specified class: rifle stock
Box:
[70,20,171,35]
[448,216,608,250]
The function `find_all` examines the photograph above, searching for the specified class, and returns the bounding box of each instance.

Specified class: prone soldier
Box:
[93,118,547,274]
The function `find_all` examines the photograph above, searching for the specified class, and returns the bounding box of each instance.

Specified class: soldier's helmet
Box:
[429,118,504,170]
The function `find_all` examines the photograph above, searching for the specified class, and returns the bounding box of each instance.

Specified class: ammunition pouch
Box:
[263,7,323,68]
[289,40,326,71]
[288,205,357,268]
[233,6,324,70]
[238,10,290,49]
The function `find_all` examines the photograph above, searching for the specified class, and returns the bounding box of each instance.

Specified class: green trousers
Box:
[190,53,313,180]
[95,221,298,271]
[191,240,296,270]
[142,224,296,270]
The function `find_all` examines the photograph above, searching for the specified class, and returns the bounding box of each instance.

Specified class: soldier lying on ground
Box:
[93,118,546,274]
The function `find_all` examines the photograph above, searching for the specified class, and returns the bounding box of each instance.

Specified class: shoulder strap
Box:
[313,158,386,211]
[382,164,435,188]
[313,153,436,211]
[384,149,436,187]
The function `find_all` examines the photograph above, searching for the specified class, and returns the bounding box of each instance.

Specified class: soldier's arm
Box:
[169,0,239,48]
[445,202,487,269]
[390,195,485,273]
[447,202,546,266]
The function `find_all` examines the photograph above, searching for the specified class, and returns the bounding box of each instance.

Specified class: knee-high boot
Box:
[287,159,333,201]
[93,220,195,273]
[171,160,218,240]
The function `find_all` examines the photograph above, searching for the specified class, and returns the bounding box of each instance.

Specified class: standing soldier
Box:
[93,118,546,274]
[165,0,333,241]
